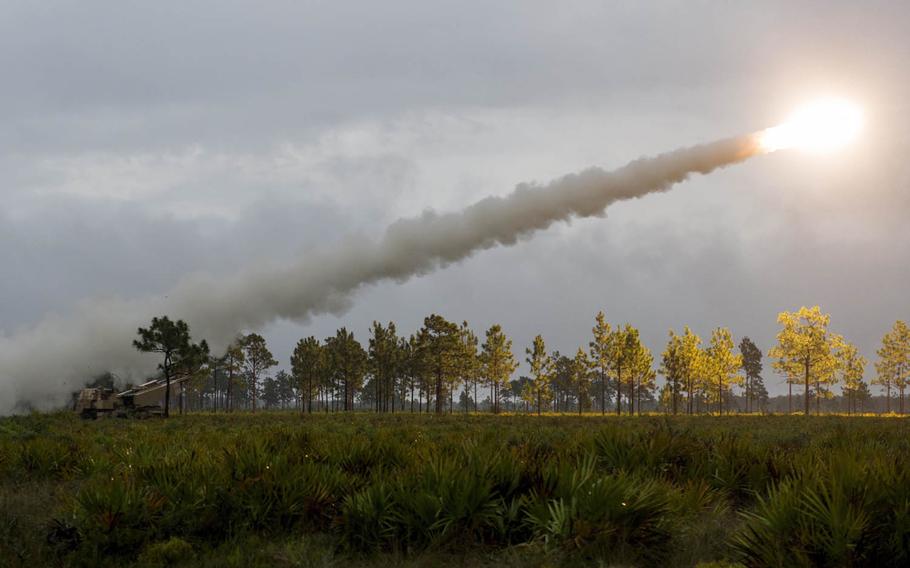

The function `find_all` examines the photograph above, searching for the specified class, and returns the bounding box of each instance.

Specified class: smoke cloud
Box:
[0,134,760,414]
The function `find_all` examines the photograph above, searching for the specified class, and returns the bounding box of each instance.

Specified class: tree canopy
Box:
[770,306,842,416]
[133,316,209,417]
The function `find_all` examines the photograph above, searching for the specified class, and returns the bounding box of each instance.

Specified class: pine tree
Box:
[457,322,480,414]
[324,328,367,411]
[704,328,742,415]
[133,316,209,418]
[275,369,296,409]
[752,378,769,413]
[854,381,872,413]
[660,331,683,415]
[368,321,400,413]
[511,376,532,413]
[681,328,703,414]
[480,324,518,414]
[261,375,279,409]
[589,311,614,415]
[416,315,461,414]
[291,336,323,413]
[524,335,552,416]
[769,306,841,416]
[549,351,572,412]
[571,347,592,414]
[222,340,244,412]
[240,333,277,413]
[399,336,419,412]
[630,343,655,415]
[874,321,910,414]
[838,342,867,415]
[739,337,763,413]
[608,325,635,415]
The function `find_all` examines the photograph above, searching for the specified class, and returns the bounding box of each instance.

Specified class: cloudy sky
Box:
[3,1,909,398]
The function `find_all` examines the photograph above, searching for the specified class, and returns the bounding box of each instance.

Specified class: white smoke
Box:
[0,134,760,414]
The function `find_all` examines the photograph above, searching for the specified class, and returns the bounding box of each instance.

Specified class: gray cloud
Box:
[1,1,909,409]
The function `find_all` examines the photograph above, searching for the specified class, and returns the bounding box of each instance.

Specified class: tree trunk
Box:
[615,365,622,416]
[252,372,258,413]
[672,377,677,415]
[163,357,172,418]
[804,358,810,417]
[212,366,218,413]
[744,375,748,413]
[636,376,641,416]
[435,366,443,414]
[718,376,723,416]
[815,379,821,416]
[788,380,792,414]
[687,375,693,415]
[227,367,233,412]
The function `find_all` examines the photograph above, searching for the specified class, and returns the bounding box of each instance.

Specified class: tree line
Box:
[131,307,910,417]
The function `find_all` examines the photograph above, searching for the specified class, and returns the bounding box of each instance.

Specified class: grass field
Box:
[1,412,909,567]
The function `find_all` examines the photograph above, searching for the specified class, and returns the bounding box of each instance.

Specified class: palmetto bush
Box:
[733,455,910,567]
[74,476,151,556]
[525,455,675,563]
[338,481,399,552]
[15,436,84,480]
[339,455,512,552]
[2,412,909,565]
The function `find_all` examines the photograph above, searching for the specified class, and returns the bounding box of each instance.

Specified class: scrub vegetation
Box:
[2,412,910,567]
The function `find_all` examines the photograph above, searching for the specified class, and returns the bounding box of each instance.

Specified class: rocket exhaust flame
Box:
[0,133,772,414]
[757,98,864,153]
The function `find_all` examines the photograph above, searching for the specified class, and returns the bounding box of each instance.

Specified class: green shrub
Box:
[733,456,910,567]
[137,537,194,567]
[74,476,152,556]
[338,482,398,552]
[1,410,908,565]
[527,461,675,563]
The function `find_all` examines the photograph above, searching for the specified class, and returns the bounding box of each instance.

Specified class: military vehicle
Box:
[73,387,120,419]
[74,383,168,419]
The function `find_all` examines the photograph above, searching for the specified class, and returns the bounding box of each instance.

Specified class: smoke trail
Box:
[0,134,761,414]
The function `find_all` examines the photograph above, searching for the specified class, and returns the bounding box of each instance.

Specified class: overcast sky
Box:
[3,1,909,396]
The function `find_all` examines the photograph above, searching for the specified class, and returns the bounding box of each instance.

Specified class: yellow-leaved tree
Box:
[704,328,743,415]
[838,341,867,415]
[769,306,841,416]
[627,334,654,415]
[659,327,702,415]
[874,320,910,414]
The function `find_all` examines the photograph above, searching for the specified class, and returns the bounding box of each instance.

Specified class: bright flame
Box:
[758,98,863,153]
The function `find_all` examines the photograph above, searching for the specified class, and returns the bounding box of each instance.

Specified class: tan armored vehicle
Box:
[74,376,188,419]
[74,387,120,419]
